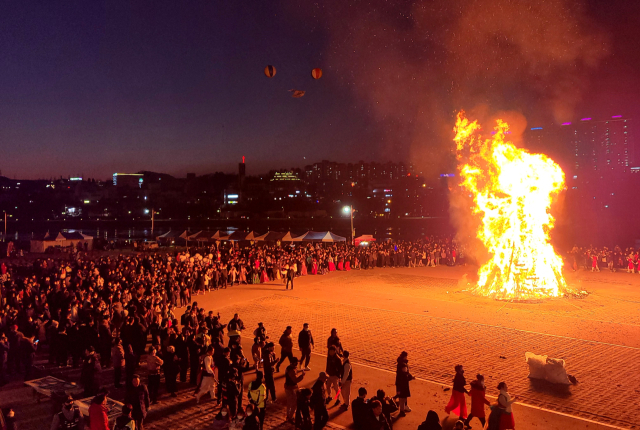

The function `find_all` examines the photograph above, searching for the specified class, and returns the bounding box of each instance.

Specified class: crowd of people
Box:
[0,236,512,430]
[567,245,640,273]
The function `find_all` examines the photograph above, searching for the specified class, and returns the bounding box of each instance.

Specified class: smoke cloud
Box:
[285,0,608,176]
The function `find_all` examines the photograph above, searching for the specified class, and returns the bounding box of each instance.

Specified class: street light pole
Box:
[151,209,155,234]
[349,205,354,245]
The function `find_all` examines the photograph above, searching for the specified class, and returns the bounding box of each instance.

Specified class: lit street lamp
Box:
[343,205,355,245]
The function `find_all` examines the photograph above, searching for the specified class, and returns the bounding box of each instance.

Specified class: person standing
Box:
[124,375,150,430]
[21,335,38,381]
[418,410,442,430]
[465,374,491,429]
[163,345,179,397]
[262,342,277,402]
[326,329,343,357]
[113,404,135,430]
[340,351,353,410]
[325,346,342,406]
[50,395,84,430]
[298,323,314,371]
[223,368,241,418]
[111,338,125,388]
[311,372,329,430]
[80,347,101,396]
[247,371,267,429]
[146,347,163,404]
[286,265,295,290]
[7,325,23,374]
[124,344,138,390]
[251,337,262,371]
[276,326,294,373]
[227,314,245,348]
[196,345,217,404]
[444,365,468,421]
[0,333,9,385]
[295,388,313,430]
[88,392,109,430]
[351,387,369,430]
[284,357,305,423]
[395,351,414,416]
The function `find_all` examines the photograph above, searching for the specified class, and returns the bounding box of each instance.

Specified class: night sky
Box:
[1,0,639,180]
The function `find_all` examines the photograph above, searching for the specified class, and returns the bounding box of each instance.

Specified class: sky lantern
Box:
[311,68,322,79]
[264,65,276,78]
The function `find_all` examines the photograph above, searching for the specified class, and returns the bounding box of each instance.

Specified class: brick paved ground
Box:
[214,293,640,429]
[2,267,639,430]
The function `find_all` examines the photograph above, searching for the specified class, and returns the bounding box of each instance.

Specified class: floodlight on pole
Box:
[343,205,354,245]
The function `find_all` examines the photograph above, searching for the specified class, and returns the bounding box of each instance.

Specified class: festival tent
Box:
[294,231,347,242]
[30,231,94,253]
[322,232,347,242]
[156,230,189,245]
[281,231,302,242]
[354,235,376,246]
[211,230,230,240]
[225,231,259,241]
[254,231,287,242]
[189,231,214,245]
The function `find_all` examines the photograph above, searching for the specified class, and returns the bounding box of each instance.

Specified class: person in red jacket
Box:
[464,374,491,429]
[88,391,110,430]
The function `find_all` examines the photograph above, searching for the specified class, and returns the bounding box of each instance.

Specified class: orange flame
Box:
[454,112,567,300]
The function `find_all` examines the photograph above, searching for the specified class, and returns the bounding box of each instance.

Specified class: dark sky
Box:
[1,0,639,180]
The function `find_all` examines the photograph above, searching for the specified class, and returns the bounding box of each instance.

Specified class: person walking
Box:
[311,372,329,430]
[196,345,217,404]
[298,323,314,371]
[284,357,305,423]
[325,346,342,407]
[395,351,414,416]
[465,374,490,429]
[124,375,150,430]
[276,326,295,373]
[340,351,353,410]
[444,365,468,421]
[491,382,516,430]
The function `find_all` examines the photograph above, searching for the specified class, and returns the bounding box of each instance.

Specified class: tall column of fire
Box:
[453,112,568,301]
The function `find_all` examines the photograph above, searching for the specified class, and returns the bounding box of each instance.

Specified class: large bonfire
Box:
[454,112,568,301]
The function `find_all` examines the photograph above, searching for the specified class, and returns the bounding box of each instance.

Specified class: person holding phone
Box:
[21,336,37,381]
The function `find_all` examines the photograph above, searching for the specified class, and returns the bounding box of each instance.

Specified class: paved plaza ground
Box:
[1,264,639,429]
